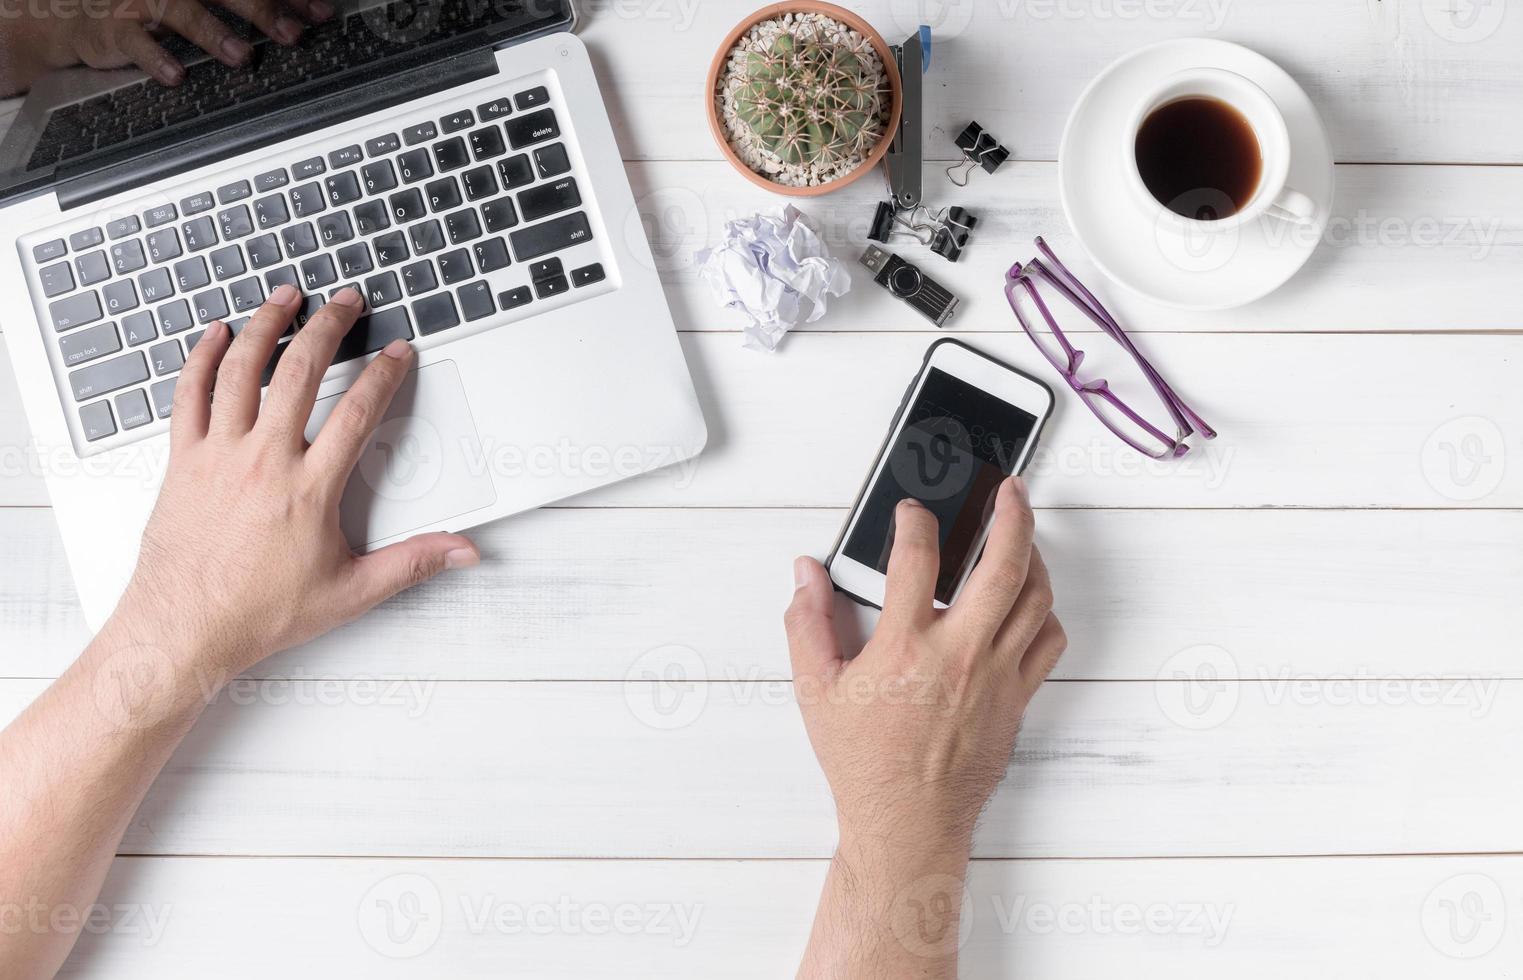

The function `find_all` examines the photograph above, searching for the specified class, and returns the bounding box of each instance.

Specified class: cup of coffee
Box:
[1123,68,1315,231]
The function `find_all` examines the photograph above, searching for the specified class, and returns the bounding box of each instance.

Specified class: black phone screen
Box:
[843,367,1039,603]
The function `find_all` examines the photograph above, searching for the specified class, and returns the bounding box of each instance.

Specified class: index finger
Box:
[951,477,1036,640]
[880,498,941,631]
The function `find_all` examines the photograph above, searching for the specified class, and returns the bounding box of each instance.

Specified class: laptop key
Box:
[433,136,470,172]
[254,194,291,230]
[193,288,229,323]
[390,188,427,224]
[106,216,141,240]
[39,262,75,298]
[515,86,550,111]
[255,168,290,192]
[355,200,391,235]
[111,240,147,275]
[340,307,413,362]
[116,389,154,430]
[181,191,216,215]
[326,172,363,207]
[247,234,282,269]
[300,254,338,291]
[210,245,246,280]
[441,109,475,134]
[363,160,398,195]
[217,180,252,204]
[281,222,319,259]
[403,122,437,146]
[328,144,363,169]
[413,293,459,336]
[293,157,326,180]
[145,203,178,228]
[498,154,534,189]
[461,165,498,202]
[218,205,254,240]
[103,279,139,314]
[59,321,121,367]
[149,340,184,376]
[572,263,606,287]
[497,286,532,310]
[473,236,511,273]
[50,291,103,331]
[366,133,401,157]
[294,295,325,329]
[374,232,410,267]
[290,182,327,218]
[482,198,518,233]
[337,243,374,278]
[71,351,149,401]
[150,378,178,419]
[438,249,473,285]
[70,228,104,251]
[157,299,194,335]
[184,329,206,354]
[519,177,581,222]
[230,277,265,312]
[445,209,482,246]
[457,281,494,322]
[174,256,210,292]
[401,260,438,297]
[470,125,506,161]
[34,238,68,262]
[534,275,570,299]
[146,228,183,263]
[398,148,434,184]
[425,176,462,213]
[529,259,563,281]
[183,216,218,251]
[534,143,572,179]
[77,250,111,286]
[409,220,445,255]
[364,271,403,308]
[123,311,157,346]
[318,212,355,246]
[506,108,559,149]
[509,212,592,262]
[80,401,116,442]
[265,266,299,292]
[478,98,513,120]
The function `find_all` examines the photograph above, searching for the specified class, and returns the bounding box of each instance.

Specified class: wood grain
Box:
[58,854,1523,978]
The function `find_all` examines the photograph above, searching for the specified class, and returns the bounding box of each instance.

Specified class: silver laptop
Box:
[0,1,707,629]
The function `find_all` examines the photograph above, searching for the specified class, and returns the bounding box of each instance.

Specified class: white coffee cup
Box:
[1123,68,1316,232]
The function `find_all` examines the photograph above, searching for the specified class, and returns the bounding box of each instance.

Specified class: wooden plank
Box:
[632,162,1523,335]
[4,506,1521,683]
[576,0,1523,164]
[58,854,1523,978]
[2,676,1517,859]
[3,333,1521,510]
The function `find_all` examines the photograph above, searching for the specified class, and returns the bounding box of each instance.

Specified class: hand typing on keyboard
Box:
[1,0,328,93]
[117,282,481,678]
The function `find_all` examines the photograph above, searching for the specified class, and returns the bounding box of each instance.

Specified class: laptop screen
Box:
[0,0,575,206]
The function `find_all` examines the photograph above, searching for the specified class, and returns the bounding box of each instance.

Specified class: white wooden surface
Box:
[2,2,1521,975]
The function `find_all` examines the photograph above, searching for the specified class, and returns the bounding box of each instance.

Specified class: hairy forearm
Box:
[798,830,973,980]
[0,607,221,980]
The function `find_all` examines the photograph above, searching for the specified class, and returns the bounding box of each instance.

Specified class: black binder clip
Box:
[869,202,978,263]
[946,122,1010,187]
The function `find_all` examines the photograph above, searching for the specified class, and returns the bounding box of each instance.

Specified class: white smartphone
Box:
[827,339,1055,609]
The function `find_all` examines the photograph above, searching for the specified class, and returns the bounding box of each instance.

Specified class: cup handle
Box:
[1266,187,1316,225]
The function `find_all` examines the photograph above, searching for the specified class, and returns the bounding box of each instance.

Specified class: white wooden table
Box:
[3,2,1522,975]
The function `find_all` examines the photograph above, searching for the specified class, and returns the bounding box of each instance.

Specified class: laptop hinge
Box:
[53,50,496,212]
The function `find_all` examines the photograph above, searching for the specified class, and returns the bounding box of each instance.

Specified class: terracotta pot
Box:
[705,1,904,197]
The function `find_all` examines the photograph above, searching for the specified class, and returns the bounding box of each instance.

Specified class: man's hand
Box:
[119,283,479,680]
[786,479,1066,979]
[30,0,330,87]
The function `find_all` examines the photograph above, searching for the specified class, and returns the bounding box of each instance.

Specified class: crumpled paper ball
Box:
[694,206,851,352]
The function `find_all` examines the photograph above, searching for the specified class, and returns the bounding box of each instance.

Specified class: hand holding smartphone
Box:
[827,340,1054,608]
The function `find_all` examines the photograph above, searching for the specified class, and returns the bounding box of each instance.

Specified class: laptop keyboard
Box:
[26,81,610,450]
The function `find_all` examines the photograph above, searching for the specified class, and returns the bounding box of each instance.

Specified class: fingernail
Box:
[275,15,302,42]
[311,0,335,19]
[206,320,227,341]
[381,339,412,360]
[158,60,184,85]
[898,497,924,511]
[221,37,252,63]
[793,556,810,591]
[445,548,480,571]
[331,286,363,308]
[270,283,299,305]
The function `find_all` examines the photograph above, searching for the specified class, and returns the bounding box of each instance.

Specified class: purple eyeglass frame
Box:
[1004,237,1217,459]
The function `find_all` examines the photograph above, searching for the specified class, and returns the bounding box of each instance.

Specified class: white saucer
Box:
[1058,39,1335,311]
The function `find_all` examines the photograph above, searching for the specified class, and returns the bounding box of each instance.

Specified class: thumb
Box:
[784,557,844,684]
[349,532,480,611]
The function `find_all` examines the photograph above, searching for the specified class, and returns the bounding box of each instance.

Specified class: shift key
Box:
[70,351,148,401]
[509,211,592,262]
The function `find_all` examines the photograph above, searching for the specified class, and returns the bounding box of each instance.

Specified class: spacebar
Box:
[510,212,593,262]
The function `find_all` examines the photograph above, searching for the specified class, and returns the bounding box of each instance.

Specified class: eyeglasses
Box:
[1004,238,1216,459]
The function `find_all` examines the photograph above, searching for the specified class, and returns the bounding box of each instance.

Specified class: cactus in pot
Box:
[733,33,885,169]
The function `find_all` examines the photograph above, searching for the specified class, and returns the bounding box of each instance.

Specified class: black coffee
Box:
[1134,97,1262,221]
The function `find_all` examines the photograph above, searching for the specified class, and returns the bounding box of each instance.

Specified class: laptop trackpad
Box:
[305,360,497,549]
